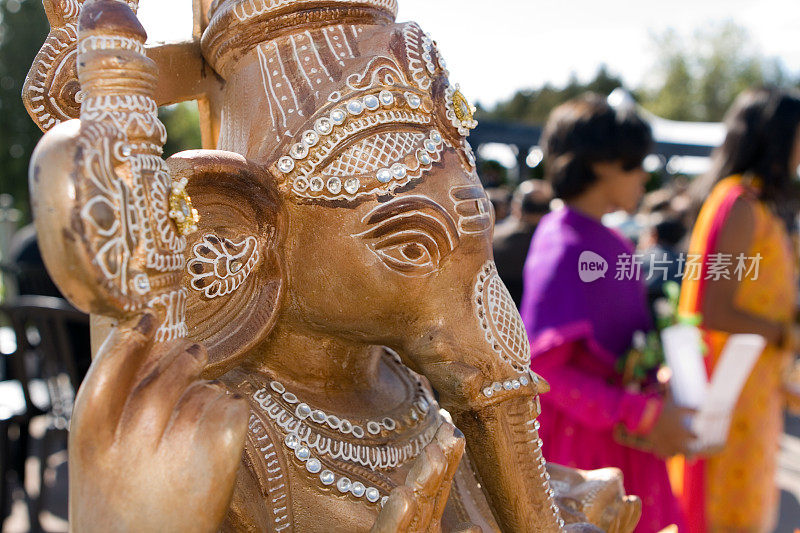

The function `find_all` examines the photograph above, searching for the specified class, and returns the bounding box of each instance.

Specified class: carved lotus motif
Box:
[188,234,260,299]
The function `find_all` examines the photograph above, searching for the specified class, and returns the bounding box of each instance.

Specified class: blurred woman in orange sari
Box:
[677,87,800,533]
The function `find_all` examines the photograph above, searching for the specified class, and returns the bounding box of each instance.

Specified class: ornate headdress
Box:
[200,0,478,203]
[202,0,398,78]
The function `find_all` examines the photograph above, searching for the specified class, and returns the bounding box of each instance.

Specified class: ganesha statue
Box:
[23,0,642,531]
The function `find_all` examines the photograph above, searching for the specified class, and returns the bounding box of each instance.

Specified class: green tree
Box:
[477,65,625,124]
[159,102,202,158]
[638,30,697,121]
[641,22,792,122]
[0,0,49,222]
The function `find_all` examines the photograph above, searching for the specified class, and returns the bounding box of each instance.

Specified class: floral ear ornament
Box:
[187,233,262,299]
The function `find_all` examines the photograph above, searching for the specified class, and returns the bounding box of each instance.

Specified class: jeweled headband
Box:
[265,22,478,202]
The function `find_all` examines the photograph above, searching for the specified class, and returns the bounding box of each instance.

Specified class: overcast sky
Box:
[137,0,800,108]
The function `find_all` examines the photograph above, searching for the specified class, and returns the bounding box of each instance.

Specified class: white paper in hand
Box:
[661,326,765,452]
[690,334,766,452]
[661,324,707,409]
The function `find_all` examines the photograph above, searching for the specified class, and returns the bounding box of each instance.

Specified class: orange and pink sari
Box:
[674,175,796,532]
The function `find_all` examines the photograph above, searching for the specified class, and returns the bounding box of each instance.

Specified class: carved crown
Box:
[202,0,398,77]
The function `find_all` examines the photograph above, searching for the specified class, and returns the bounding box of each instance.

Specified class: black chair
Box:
[0,263,61,302]
[3,225,63,301]
[0,295,89,530]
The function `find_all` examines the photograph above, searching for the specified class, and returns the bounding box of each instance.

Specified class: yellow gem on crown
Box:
[445,84,478,136]
[168,177,200,235]
[452,89,475,125]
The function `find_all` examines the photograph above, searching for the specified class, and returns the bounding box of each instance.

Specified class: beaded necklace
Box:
[246,352,441,507]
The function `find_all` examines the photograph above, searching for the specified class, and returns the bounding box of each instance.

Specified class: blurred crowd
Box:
[492,87,800,532]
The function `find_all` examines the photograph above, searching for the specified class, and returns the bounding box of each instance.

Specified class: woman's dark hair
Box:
[540,93,652,200]
[692,87,800,204]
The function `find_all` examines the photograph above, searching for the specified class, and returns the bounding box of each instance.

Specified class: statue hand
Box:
[69,313,248,532]
[371,423,475,533]
[548,463,641,533]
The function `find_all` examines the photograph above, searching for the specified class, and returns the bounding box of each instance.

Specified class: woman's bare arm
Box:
[701,197,784,345]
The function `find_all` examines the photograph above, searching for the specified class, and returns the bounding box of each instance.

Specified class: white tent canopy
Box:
[609,88,726,148]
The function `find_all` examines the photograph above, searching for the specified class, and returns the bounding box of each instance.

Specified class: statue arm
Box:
[28,1,248,530]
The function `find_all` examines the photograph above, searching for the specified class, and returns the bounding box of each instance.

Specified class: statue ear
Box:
[168,150,285,377]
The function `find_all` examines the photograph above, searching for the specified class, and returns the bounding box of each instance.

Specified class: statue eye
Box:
[364,230,440,276]
[401,243,424,260]
[354,195,459,277]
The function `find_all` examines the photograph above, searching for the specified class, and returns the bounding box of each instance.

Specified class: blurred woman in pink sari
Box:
[521,94,691,531]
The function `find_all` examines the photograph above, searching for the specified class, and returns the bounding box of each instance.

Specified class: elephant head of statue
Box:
[182,0,524,400]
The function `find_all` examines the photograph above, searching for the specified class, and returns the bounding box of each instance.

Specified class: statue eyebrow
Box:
[364,196,458,232]
[358,195,459,250]
[449,185,493,235]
